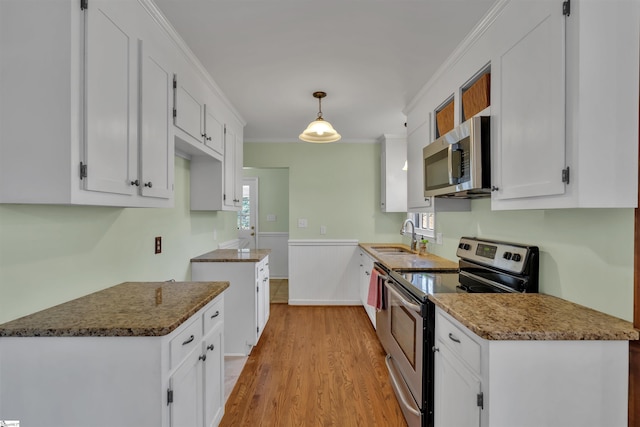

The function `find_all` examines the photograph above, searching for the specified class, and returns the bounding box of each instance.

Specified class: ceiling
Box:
[153,0,496,143]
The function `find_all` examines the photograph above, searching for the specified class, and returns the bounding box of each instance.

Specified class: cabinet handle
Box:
[448,333,461,343]
[206,136,212,141]
[207,344,215,351]
[365,271,370,276]
[144,182,153,188]
[199,354,207,362]
[130,180,139,186]
[210,310,220,319]
[182,335,195,345]
[491,186,500,191]
[432,346,440,352]
[201,133,207,138]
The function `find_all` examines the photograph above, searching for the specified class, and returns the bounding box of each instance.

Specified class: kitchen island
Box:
[429,293,639,427]
[0,281,229,427]
[191,249,270,356]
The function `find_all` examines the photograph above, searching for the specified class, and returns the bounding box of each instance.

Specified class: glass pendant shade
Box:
[299,117,341,143]
[299,91,341,143]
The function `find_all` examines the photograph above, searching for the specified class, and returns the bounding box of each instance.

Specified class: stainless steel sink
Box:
[371,246,414,254]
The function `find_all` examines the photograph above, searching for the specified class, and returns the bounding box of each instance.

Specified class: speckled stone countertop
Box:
[430,293,639,341]
[191,248,271,263]
[359,243,459,271]
[0,281,229,337]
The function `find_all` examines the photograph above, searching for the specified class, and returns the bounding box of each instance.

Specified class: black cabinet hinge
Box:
[563,0,570,16]
[80,0,88,10]
[173,108,177,118]
[80,162,87,179]
[562,166,570,184]
[173,76,177,89]
[477,392,484,409]
[257,326,260,334]
[167,389,173,405]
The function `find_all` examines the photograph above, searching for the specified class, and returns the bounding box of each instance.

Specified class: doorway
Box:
[238,177,258,249]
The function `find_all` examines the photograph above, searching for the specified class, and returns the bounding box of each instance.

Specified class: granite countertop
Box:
[430,293,639,341]
[191,248,271,263]
[0,281,229,338]
[359,243,459,271]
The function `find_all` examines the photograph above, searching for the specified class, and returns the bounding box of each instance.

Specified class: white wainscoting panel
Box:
[288,240,360,305]
[258,232,288,278]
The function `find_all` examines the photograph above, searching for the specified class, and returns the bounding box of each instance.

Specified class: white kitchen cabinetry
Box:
[192,256,270,355]
[434,308,629,427]
[406,119,470,213]
[170,319,224,427]
[491,0,639,209]
[490,0,566,204]
[0,0,173,207]
[0,292,225,427]
[380,135,407,212]
[173,74,224,159]
[358,249,376,328]
[190,122,244,211]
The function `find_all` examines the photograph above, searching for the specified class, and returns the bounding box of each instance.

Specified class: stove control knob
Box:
[503,252,512,260]
[512,253,522,262]
[463,243,471,250]
[458,243,465,249]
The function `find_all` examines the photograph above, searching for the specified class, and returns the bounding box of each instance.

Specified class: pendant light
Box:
[299,91,341,143]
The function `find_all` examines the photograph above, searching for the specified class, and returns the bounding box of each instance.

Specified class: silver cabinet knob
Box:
[144,182,153,188]
[130,180,139,186]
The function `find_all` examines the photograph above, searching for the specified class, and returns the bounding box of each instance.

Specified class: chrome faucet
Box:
[400,219,417,252]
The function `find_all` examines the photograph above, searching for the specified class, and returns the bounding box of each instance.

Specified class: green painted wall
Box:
[244,143,407,241]
[429,198,635,321]
[0,157,237,324]
[243,168,289,233]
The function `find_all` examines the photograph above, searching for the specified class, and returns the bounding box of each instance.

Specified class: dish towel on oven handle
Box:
[367,268,383,310]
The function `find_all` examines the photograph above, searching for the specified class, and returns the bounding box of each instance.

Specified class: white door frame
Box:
[238,177,258,249]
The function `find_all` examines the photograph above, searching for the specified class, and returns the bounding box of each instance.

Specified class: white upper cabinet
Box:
[174,76,206,145]
[380,135,407,212]
[0,0,174,207]
[490,0,566,202]
[405,0,639,211]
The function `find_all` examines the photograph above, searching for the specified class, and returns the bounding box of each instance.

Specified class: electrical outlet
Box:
[155,236,162,254]
[320,225,327,235]
[436,233,443,245]
[297,218,308,228]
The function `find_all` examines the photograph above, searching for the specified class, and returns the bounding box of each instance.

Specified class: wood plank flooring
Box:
[220,304,408,427]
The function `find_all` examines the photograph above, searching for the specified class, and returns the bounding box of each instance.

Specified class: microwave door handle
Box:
[448,144,463,184]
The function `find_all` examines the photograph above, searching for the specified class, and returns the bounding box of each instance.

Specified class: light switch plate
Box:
[320,225,327,235]
[267,214,277,222]
[436,232,443,244]
[297,218,308,228]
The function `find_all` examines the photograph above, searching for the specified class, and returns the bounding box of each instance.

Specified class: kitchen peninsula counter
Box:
[359,243,459,271]
[0,281,229,337]
[430,293,639,341]
[191,248,271,263]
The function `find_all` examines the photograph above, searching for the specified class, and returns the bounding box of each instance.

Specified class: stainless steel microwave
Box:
[423,116,491,198]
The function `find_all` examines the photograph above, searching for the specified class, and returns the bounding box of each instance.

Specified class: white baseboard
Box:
[288,299,361,306]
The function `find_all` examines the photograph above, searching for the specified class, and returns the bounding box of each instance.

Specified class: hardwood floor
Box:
[220,304,408,426]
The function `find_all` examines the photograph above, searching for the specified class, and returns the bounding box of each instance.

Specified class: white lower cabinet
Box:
[357,249,376,328]
[434,307,629,427]
[192,256,270,355]
[0,294,225,427]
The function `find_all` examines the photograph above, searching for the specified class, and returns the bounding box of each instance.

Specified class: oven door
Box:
[377,278,424,427]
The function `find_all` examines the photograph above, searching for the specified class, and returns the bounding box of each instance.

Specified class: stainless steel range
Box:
[376,237,539,427]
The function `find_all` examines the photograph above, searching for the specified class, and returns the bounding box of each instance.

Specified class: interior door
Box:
[238,177,258,249]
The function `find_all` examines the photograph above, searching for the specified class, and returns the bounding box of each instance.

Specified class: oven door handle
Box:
[385,281,422,314]
[384,354,421,417]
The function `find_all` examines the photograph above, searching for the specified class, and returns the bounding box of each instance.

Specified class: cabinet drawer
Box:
[170,316,202,369]
[203,296,224,335]
[436,312,481,374]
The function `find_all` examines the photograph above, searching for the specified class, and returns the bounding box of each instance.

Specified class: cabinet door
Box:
[170,350,202,427]
[407,120,432,211]
[204,105,224,156]
[174,76,204,143]
[223,125,238,209]
[434,343,482,427]
[139,39,173,200]
[234,127,244,209]
[492,1,566,201]
[84,1,137,196]
[203,323,224,427]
